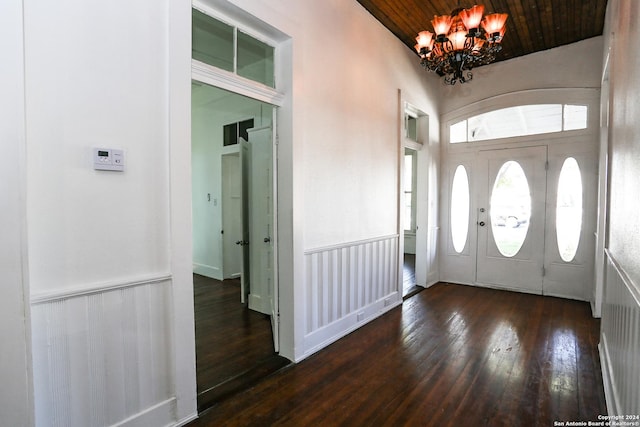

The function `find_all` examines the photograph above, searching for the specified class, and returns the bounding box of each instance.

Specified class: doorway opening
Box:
[402,147,418,297]
[191,82,287,411]
[400,101,430,299]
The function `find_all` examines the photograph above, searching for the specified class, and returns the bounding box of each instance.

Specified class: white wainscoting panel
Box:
[426,226,440,286]
[31,278,175,427]
[303,235,400,357]
[600,251,640,417]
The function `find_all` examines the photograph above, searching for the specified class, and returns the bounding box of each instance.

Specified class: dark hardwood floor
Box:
[189,282,606,426]
[403,253,422,298]
[193,274,289,411]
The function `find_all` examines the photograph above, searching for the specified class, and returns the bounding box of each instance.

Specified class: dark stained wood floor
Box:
[403,253,417,297]
[188,282,606,427]
[193,274,288,411]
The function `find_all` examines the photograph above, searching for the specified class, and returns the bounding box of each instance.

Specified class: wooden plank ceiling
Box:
[356,0,608,63]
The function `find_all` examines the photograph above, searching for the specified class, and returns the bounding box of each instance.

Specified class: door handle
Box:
[478,221,486,227]
[235,240,249,246]
[264,237,271,243]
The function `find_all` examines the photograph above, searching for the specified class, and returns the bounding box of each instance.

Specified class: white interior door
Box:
[476,146,548,293]
[222,153,242,279]
[247,127,273,315]
[239,139,251,303]
[245,125,279,351]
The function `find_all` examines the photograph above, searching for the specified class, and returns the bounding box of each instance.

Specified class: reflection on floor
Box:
[193,274,289,412]
[403,253,420,298]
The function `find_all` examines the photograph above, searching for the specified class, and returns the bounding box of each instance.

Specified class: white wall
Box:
[223,0,441,360]
[23,0,196,425]
[25,0,172,292]
[439,36,604,115]
[598,0,640,416]
[0,0,34,425]
[17,0,443,424]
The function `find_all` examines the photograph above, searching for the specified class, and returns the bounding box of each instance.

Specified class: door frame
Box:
[439,88,601,300]
[398,93,432,295]
[190,2,287,353]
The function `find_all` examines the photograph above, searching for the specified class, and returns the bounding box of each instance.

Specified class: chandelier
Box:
[414,5,508,85]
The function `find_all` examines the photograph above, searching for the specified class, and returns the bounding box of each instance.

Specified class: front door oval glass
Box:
[490,161,531,257]
[451,165,470,253]
[556,157,582,262]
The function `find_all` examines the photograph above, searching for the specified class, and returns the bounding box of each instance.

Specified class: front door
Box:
[476,146,548,293]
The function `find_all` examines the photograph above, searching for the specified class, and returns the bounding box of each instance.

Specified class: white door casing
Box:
[239,138,251,303]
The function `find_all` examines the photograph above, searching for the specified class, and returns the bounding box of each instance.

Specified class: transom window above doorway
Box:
[449,104,588,143]
[192,8,275,88]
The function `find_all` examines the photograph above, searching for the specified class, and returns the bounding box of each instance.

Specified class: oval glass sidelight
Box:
[490,161,531,257]
[451,165,470,253]
[556,158,583,262]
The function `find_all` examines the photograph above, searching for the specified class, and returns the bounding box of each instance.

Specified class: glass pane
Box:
[404,154,413,192]
[237,31,275,87]
[404,192,413,231]
[490,161,531,257]
[564,105,588,131]
[450,120,467,143]
[451,165,470,253]
[556,158,583,262]
[192,9,234,72]
[406,115,418,141]
[467,105,562,141]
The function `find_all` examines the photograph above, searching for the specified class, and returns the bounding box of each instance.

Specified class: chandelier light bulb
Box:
[482,13,508,36]
[416,4,508,85]
[431,14,453,38]
[415,31,434,51]
[460,5,485,31]
[449,31,467,51]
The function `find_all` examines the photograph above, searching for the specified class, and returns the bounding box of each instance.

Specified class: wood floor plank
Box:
[193,274,283,410]
[189,283,607,427]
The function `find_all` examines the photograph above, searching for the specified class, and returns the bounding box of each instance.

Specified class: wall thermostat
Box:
[93,148,124,171]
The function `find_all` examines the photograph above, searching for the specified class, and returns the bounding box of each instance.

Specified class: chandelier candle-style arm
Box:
[415,4,508,85]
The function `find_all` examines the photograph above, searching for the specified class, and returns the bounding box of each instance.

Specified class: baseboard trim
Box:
[299,294,401,362]
[193,263,222,281]
[175,414,199,427]
[598,334,619,416]
[112,397,176,427]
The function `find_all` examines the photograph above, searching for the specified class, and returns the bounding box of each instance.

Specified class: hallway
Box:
[189,283,606,426]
